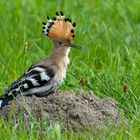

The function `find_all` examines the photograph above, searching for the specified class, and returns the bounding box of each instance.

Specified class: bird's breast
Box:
[55,67,67,82]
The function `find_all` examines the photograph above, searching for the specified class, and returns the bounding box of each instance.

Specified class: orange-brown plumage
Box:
[49,20,73,41]
[42,12,76,42]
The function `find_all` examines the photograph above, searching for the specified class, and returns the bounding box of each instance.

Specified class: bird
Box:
[0,11,82,108]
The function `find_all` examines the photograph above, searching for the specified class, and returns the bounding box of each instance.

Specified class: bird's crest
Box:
[42,12,76,42]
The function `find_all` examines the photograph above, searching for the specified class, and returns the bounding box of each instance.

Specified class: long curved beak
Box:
[70,44,84,51]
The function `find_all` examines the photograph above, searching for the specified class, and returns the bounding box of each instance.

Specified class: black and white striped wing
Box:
[4,65,55,97]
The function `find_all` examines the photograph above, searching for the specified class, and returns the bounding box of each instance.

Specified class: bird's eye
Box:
[59,42,62,45]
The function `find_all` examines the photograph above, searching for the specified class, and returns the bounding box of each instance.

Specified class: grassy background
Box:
[0,0,140,139]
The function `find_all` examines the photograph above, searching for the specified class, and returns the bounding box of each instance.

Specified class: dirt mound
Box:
[0,91,121,130]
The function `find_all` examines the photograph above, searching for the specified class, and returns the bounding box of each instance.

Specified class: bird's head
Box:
[42,12,82,53]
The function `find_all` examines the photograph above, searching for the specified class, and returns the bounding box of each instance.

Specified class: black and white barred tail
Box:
[0,65,59,108]
[0,93,18,108]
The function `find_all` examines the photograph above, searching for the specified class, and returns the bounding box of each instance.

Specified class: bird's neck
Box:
[49,48,70,68]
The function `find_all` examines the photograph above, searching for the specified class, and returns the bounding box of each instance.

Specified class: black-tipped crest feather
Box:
[42,12,76,41]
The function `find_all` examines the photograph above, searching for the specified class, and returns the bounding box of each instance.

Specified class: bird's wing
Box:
[3,65,55,97]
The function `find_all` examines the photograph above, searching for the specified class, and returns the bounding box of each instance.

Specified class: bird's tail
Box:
[0,92,19,108]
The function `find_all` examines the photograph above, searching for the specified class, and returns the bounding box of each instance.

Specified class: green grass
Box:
[0,0,140,139]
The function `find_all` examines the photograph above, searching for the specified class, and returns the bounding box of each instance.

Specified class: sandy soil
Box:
[0,91,121,130]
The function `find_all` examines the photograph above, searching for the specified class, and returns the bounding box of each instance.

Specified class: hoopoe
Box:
[0,12,81,108]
